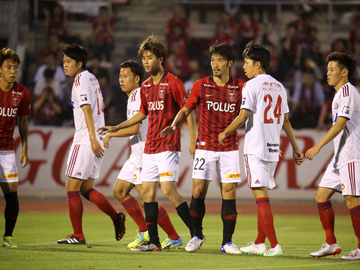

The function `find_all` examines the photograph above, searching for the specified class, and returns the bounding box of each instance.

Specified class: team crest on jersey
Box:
[12,97,18,106]
[159,89,165,99]
[228,92,235,102]
[334,102,339,109]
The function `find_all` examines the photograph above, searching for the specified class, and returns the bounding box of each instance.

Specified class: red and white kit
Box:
[65,70,106,180]
[184,76,243,182]
[320,82,360,196]
[241,74,289,188]
[140,71,187,182]
[0,82,31,183]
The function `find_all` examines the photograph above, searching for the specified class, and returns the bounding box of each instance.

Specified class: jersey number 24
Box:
[264,94,282,124]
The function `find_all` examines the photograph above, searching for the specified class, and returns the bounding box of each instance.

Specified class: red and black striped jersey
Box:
[140,71,188,154]
[0,82,31,150]
[185,76,243,151]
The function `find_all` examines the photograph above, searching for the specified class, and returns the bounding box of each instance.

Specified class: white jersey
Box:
[331,82,360,169]
[126,87,148,170]
[241,74,289,162]
[71,70,105,146]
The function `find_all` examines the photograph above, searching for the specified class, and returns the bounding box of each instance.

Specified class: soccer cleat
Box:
[221,242,241,254]
[240,242,266,255]
[2,236,17,248]
[161,236,183,249]
[263,244,283,257]
[127,231,149,248]
[185,235,205,252]
[341,249,360,260]
[57,235,86,244]
[130,242,162,252]
[113,212,126,241]
[310,242,341,258]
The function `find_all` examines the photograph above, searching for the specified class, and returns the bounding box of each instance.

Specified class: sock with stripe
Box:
[176,201,194,238]
[254,215,266,244]
[317,201,336,245]
[144,202,160,245]
[4,192,19,237]
[221,199,237,246]
[121,196,147,232]
[256,197,278,248]
[349,205,360,249]
[158,206,179,240]
[83,188,117,220]
[189,196,205,239]
[67,191,84,240]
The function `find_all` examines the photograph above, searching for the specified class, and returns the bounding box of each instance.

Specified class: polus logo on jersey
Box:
[206,101,235,113]
[0,107,17,117]
[148,101,164,111]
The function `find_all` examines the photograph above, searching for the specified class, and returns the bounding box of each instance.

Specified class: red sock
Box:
[121,196,147,232]
[255,215,266,244]
[349,205,360,249]
[256,198,278,248]
[317,201,336,245]
[67,191,84,240]
[83,189,117,220]
[158,206,179,240]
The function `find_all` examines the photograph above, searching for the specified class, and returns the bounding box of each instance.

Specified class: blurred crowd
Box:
[28,2,360,130]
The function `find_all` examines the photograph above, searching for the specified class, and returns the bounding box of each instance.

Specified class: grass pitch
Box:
[1,212,359,270]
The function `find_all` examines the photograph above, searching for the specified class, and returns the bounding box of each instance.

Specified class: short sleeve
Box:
[337,87,354,120]
[139,86,148,115]
[171,78,188,108]
[75,77,91,107]
[184,80,201,110]
[18,88,31,116]
[240,81,256,112]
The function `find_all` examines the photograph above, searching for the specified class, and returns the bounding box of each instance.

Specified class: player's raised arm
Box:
[102,123,141,148]
[282,113,304,165]
[218,109,250,145]
[18,115,29,168]
[160,106,193,136]
[305,116,348,160]
[98,111,147,135]
[81,104,104,158]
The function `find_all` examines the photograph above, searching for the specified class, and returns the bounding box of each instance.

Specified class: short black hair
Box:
[209,43,235,62]
[63,44,88,69]
[242,41,271,71]
[119,60,144,83]
[326,52,356,79]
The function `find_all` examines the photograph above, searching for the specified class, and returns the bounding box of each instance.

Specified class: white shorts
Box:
[117,159,142,185]
[65,144,104,180]
[244,154,277,189]
[320,162,360,196]
[0,152,18,183]
[192,150,241,183]
[141,151,180,182]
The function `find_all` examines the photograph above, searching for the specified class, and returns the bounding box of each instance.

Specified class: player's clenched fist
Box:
[305,146,320,160]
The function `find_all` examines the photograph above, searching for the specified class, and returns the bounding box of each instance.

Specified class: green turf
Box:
[0,212,359,270]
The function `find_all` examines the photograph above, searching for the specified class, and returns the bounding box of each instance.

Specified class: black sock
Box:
[176,201,193,237]
[4,192,19,237]
[221,199,237,246]
[189,196,205,239]
[144,202,160,246]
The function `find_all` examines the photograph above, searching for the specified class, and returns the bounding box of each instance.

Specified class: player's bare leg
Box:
[310,187,341,258]
[251,187,282,256]
[219,182,240,254]
[1,182,19,248]
[341,195,360,260]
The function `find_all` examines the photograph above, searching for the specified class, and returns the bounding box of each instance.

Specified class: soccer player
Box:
[0,48,31,248]
[98,35,196,251]
[306,52,360,260]
[219,42,304,256]
[57,44,125,244]
[161,43,244,254]
[104,60,184,249]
